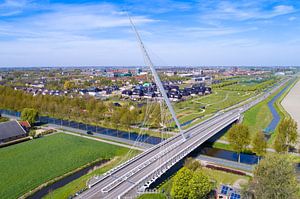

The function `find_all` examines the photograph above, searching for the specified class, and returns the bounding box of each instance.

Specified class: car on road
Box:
[86,131,93,135]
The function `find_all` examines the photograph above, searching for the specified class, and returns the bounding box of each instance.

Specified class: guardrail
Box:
[79,78,291,199]
[119,113,240,198]
[88,110,237,188]
[118,79,291,198]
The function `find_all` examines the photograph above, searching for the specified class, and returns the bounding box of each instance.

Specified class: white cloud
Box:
[0,2,156,41]
[177,27,257,38]
[288,16,297,21]
[0,0,31,16]
[199,1,296,21]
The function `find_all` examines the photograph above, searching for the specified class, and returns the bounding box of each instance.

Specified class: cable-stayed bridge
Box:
[77,78,289,199]
[76,15,291,199]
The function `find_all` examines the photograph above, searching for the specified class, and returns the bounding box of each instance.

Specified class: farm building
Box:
[0,120,28,143]
[19,121,31,132]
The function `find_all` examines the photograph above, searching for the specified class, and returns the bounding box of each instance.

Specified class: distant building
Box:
[275,72,285,76]
[191,76,212,84]
[0,121,28,143]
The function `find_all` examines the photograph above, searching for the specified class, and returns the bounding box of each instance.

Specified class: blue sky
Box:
[0,0,300,67]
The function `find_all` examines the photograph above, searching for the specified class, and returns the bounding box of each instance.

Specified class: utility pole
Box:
[128,16,185,140]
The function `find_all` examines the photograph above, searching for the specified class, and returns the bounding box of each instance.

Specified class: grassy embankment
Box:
[0,133,135,199]
[44,154,139,199]
[216,78,297,149]
[243,79,297,143]
[268,78,299,143]
[175,77,278,130]
[175,89,256,129]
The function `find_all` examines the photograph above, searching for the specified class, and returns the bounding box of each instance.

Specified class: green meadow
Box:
[0,133,131,199]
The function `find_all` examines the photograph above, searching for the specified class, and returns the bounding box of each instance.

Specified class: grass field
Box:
[44,154,139,199]
[242,79,297,142]
[175,89,256,128]
[0,133,132,199]
[202,167,250,186]
[137,193,166,199]
[243,98,273,138]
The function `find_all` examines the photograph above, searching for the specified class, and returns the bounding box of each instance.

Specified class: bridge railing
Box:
[119,113,240,199]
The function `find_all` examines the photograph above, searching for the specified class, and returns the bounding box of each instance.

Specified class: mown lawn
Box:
[175,89,256,128]
[137,193,166,199]
[242,79,297,141]
[243,99,272,138]
[44,154,140,199]
[202,167,250,186]
[0,133,131,199]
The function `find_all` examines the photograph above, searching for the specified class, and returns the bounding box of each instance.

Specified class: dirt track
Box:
[282,79,300,132]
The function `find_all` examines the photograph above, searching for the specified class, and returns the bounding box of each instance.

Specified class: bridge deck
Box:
[77,79,290,199]
[78,110,240,199]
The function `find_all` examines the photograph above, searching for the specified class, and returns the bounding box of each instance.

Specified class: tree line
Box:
[227,118,298,159]
[212,80,238,89]
[0,86,164,131]
[222,78,277,92]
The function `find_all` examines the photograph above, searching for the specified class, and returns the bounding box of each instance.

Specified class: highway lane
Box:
[88,110,235,186]
[78,78,290,199]
[110,112,240,199]
[78,110,240,199]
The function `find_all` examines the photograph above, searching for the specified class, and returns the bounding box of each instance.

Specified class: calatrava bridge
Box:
[76,79,290,199]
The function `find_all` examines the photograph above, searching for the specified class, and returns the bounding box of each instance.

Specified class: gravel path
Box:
[282,79,300,132]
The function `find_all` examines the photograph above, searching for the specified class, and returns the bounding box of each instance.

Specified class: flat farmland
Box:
[0,133,131,199]
[282,78,300,132]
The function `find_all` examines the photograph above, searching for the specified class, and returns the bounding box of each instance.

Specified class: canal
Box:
[265,80,294,133]
[27,159,109,199]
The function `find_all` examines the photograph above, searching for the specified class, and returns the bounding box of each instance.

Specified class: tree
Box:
[227,124,250,161]
[184,157,201,171]
[21,108,38,125]
[188,170,213,199]
[150,104,162,128]
[63,80,75,90]
[274,118,298,153]
[252,131,267,156]
[246,154,298,199]
[120,107,133,131]
[171,167,193,199]
[279,118,298,148]
[274,131,287,153]
[111,109,121,130]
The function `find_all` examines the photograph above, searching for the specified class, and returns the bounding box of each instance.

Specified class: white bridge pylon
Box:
[128,16,186,140]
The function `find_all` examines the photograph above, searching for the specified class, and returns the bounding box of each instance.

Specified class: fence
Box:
[0,109,164,145]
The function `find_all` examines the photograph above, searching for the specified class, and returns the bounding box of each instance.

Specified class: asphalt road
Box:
[78,110,240,199]
[76,78,290,199]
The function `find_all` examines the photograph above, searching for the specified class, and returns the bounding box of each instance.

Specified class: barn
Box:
[0,120,28,143]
